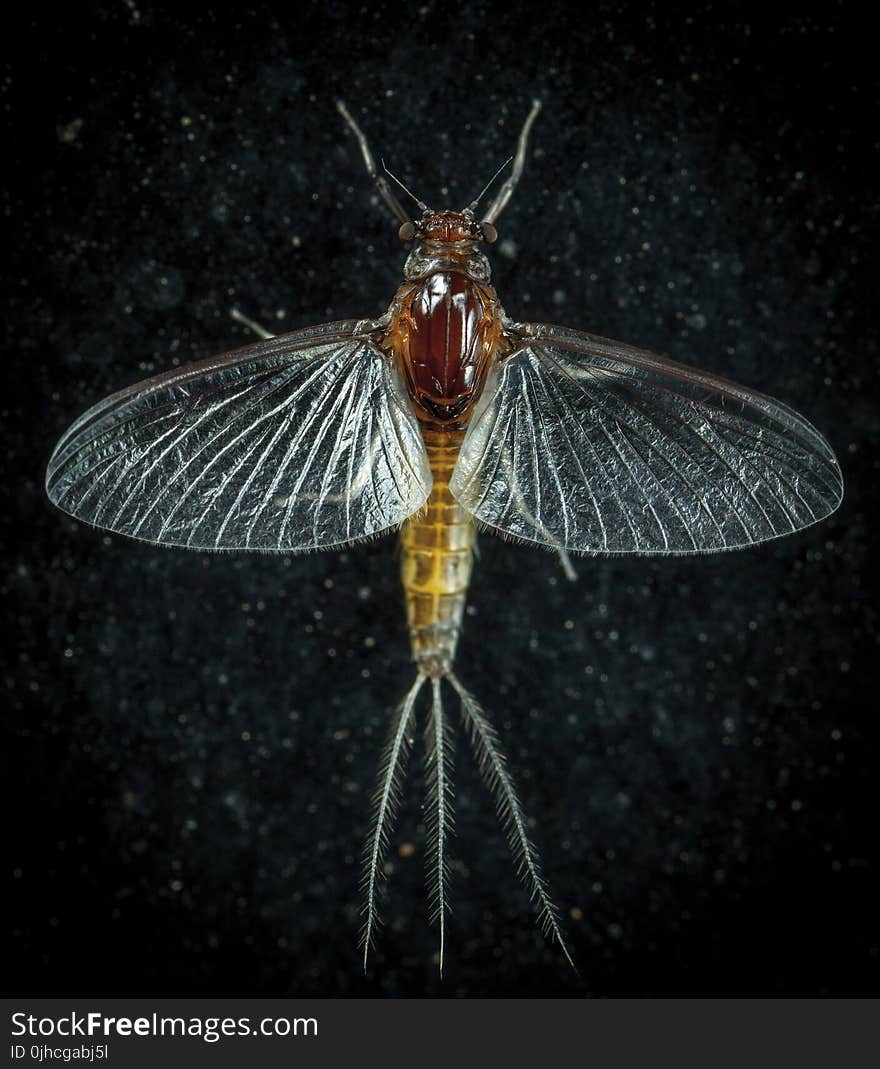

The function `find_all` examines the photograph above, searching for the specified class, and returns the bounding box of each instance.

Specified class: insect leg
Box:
[555,547,578,582]
[347,431,384,499]
[336,100,413,227]
[498,442,578,580]
[230,307,275,340]
[282,431,383,510]
[482,100,542,225]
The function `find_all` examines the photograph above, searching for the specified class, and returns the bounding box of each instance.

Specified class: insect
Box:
[46,100,843,974]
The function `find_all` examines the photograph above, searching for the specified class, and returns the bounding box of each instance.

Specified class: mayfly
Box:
[46,100,843,973]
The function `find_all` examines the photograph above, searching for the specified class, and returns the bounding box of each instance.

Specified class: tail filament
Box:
[425,677,454,975]
[361,672,574,972]
[449,673,576,971]
[360,672,424,969]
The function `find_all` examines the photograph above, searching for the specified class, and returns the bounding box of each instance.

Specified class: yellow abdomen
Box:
[400,426,475,677]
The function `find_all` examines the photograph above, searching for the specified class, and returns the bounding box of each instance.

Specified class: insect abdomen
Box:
[400,426,474,677]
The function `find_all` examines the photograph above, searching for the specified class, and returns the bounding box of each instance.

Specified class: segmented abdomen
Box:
[400,426,474,677]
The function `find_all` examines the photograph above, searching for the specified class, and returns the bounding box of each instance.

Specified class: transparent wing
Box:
[450,325,843,554]
[47,321,432,551]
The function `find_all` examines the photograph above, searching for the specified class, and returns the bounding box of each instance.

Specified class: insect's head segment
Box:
[399,209,497,246]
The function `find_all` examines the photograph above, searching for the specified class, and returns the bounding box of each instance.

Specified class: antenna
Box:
[467,156,514,213]
[381,159,428,212]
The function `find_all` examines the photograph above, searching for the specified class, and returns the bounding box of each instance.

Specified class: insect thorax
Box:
[382,256,509,423]
[403,240,492,285]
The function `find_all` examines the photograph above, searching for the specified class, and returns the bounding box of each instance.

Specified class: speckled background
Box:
[5,3,877,996]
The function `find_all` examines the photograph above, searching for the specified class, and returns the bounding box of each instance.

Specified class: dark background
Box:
[4,3,877,996]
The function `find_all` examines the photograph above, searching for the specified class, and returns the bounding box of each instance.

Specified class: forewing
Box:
[47,321,432,551]
[450,326,843,554]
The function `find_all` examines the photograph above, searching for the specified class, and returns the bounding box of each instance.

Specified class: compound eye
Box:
[398,220,416,242]
[481,221,498,244]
